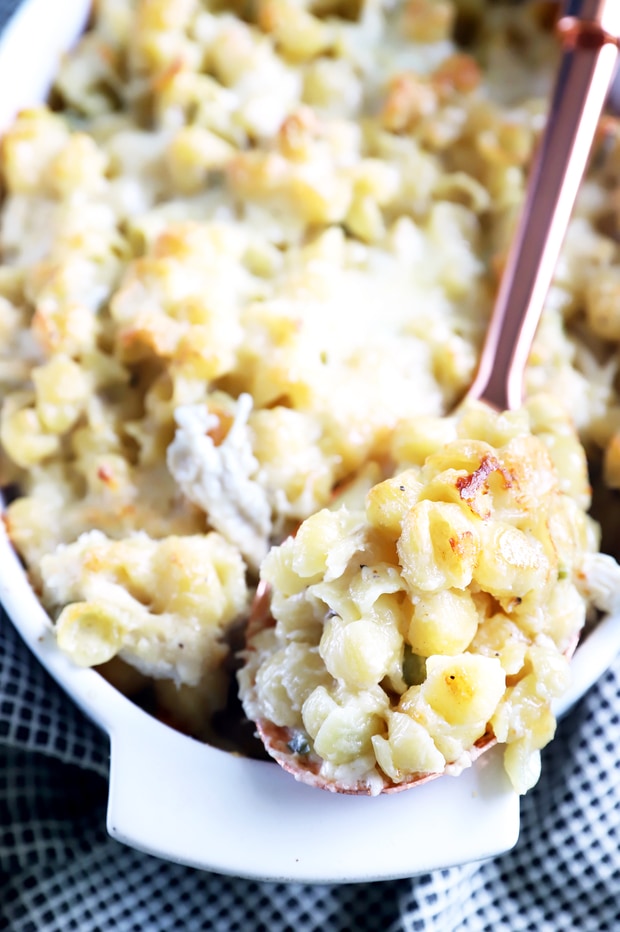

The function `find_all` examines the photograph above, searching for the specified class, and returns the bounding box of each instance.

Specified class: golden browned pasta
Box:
[1,0,620,772]
[240,402,617,793]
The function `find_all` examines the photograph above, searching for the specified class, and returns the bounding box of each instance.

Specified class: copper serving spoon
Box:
[245,0,620,793]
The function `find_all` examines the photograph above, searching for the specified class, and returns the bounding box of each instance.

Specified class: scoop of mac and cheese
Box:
[240,401,617,793]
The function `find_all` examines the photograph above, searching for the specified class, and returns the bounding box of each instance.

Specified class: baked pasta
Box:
[1,0,620,780]
[240,399,618,794]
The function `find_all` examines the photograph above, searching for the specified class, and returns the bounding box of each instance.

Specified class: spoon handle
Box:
[468,0,620,412]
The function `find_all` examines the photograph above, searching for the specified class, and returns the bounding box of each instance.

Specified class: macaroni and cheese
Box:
[1,0,620,788]
[241,400,616,793]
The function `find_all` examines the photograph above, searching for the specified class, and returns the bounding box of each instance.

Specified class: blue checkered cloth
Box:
[2,610,620,932]
[0,0,19,23]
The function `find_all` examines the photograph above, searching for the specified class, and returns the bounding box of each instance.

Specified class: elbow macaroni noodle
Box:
[0,0,620,788]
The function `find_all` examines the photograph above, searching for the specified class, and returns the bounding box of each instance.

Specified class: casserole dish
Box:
[1,0,620,883]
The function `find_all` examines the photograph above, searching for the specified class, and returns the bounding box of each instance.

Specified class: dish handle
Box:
[105,705,240,872]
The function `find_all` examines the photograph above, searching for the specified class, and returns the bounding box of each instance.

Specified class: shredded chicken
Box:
[577,552,620,615]
[167,394,271,570]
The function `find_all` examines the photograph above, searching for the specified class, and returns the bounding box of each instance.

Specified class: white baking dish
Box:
[1,0,619,883]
